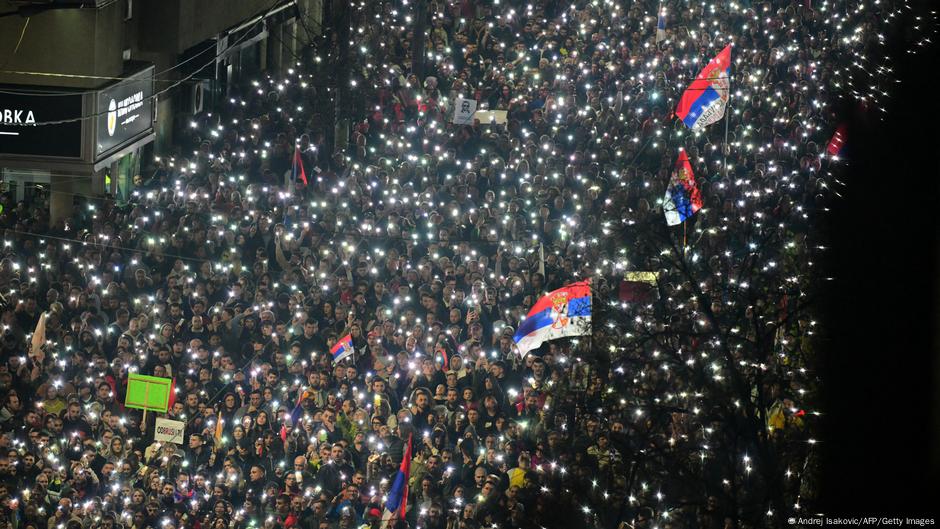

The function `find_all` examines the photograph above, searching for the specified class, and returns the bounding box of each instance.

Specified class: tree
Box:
[586,135,824,528]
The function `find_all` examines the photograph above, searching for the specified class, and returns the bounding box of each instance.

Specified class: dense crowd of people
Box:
[0,0,917,527]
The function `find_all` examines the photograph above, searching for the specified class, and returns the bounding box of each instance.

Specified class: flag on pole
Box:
[381,434,413,528]
[676,44,732,131]
[292,146,308,186]
[656,7,667,43]
[330,334,355,363]
[664,150,703,226]
[826,124,847,158]
[513,280,592,356]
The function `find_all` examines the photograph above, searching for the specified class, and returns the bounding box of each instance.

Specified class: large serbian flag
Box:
[380,434,413,528]
[513,280,592,356]
[330,334,355,363]
[664,149,703,226]
[676,44,732,131]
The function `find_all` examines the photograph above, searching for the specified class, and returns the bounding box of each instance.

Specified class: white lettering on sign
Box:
[154,418,185,444]
[116,91,145,118]
[1,109,36,125]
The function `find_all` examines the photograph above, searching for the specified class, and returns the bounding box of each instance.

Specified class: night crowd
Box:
[0,0,907,528]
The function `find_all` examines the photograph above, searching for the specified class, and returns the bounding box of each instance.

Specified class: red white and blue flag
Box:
[292,146,308,186]
[664,150,703,226]
[330,334,354,363]
[676,44,732,131]
[381,434,413,528]
[656,7,667,43]
[280,387,311,440]
[826,124,847,158]
[513,281,592,356]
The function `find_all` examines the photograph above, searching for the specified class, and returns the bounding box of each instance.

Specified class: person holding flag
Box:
[675,44,732,131]
[381,434,413,528]
[513,280,592,357]
[331,333,355,363]
[664,149,703,226]
[656,5,667,43]
[291,145,308,187]
[279,386,311,441]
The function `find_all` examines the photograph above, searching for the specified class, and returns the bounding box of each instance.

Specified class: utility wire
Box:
[0,0,288,110]
[0,16,29,74]
[0,0,300,90]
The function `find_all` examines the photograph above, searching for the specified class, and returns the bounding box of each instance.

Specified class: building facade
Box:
[0,0,321,224]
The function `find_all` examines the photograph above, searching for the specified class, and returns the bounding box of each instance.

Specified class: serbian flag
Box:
[330,334,355,363]
[826,124,847,158]
[513,280,592,356]
[664,149,703,226]
[655,7,667,43]
[280,387,310,441]
[290,388,310,424]
[381,434,413,528]
[676,44,732,131]
[292,146,308,186]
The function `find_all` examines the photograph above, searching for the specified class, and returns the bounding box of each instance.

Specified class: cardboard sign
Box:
[473,109,508,125]
[452,97,477,124]
[623,271,659,284]
[154,418,185,445]
[125,373,173,413]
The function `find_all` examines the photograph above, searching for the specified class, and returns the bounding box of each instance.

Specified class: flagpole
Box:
[722,97,730,178]
[722,60,732,178]
[682,220,687,256]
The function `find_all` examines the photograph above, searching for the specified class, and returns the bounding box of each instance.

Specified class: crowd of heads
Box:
[0,0,927,528]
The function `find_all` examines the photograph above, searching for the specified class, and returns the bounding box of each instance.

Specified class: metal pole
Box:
[722,86,731,177]
[722,105,730,177]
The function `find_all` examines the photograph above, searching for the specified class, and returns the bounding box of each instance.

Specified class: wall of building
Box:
[0,2,125,89]
[1,0,322,223]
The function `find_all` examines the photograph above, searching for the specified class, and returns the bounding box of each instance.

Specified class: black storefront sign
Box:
[0,89,84,158]
[95,65,154,159]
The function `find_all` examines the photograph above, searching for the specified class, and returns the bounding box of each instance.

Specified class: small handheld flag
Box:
[664,150,703,226]
[292,146,308,186]
[280,387,310,441]
[381,434,413,527]
[513,280,592,356]
[656,7,667,43]
[676,44,732,131]
[330,334,355,363]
